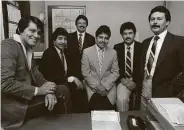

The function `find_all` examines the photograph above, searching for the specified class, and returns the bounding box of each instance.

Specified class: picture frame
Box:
[48,5,86,47]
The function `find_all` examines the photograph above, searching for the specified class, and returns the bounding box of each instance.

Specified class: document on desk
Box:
[160,104,184,125]
[150,98,184,126]
[91,110,121,130]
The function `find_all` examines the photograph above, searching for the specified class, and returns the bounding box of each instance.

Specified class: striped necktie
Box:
[98,49,104,75]
[146,35,160,76]
[78,33,82,51]
[125,46,132,78]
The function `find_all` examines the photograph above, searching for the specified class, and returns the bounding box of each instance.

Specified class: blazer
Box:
[114,41,142,87]
[81,45,119,105]
[39,46,70,85]
[141,32,184,97]
[67,31,95,80]
[1,38,46,129]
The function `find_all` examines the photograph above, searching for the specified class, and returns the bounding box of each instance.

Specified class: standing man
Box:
[67,15,95,113]
[141,6,184,111]
[114,22,142,112]
[82,25,119,110]
[1,16,70,129]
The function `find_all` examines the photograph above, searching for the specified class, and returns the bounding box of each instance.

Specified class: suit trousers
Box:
[116,83,131,112]
[88,93,115,111]
[68,83,89,113]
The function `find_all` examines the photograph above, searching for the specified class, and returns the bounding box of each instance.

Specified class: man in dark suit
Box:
[1,16,70,129]
[67,15,95,113]
[39,27,72,113]
[140,6,184,111]
[114,22,142,112]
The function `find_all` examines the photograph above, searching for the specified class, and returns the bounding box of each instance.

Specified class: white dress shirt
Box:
[125,42,135,73]
[144,30,168,76]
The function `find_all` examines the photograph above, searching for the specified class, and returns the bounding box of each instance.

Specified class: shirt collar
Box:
[155,29,168,40]
[13,34,27,55]
[54,46,61,54]
[77,31,85,37]
[125,41,135,50]
[95,44,105,52]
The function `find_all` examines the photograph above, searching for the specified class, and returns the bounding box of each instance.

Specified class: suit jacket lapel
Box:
[52,46,64,68]
[155,32,172,73]
[133,42,138,74]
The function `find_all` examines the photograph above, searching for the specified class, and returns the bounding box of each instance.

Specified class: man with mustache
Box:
[39,27,72,112]
[82,25,119,110]
[114,22,142,112]
[1,16,70,129]
[67,15,95,113]
[140,6,184,111]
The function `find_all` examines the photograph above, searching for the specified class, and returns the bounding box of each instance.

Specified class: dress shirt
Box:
[144,30,168,76]
[96,44,105,65]
[77,31,85,48]
[125,42,135,73]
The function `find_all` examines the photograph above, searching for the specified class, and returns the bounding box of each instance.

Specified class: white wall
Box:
[29,1,184,49]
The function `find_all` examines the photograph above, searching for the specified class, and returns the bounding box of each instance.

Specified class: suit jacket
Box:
[67,31,95,80]
[141,32,184,97]
[1,38,46,129]
[114,41,142,87]
[39,46,70,85]
[81,45,119,105]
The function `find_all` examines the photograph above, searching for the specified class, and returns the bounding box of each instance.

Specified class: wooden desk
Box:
[20,111,145,130]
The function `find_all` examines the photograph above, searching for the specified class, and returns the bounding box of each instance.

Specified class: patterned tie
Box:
[125,46,132,78]
[99,49,104,75]
[146,35,160,76]
[78,33,82,51]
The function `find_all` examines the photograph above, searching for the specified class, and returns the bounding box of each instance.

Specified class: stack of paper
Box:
[91,110,121,130]
[150,98,184,126]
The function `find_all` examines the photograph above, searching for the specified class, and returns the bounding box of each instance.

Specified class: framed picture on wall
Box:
[48,5,86,47]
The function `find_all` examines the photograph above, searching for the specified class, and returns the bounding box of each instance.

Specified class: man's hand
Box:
[142,77,152,99]
[121,78,136,91]
[37,82,56,95]
[45,93,57,111]
[74,77,85,90]
[96,84,108,96]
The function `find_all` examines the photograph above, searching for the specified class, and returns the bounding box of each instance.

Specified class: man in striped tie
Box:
[114,22,142,111]
[140,6,184,112]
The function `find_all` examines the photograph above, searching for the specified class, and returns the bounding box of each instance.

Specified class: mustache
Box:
[125,37,131,40]
[152,25,160,28]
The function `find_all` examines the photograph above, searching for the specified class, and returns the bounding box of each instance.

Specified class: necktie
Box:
[146,36,160,76]
[125,46,132,78]
[60,50,65,70]
[99,49,104,75]
[78,33,82,51]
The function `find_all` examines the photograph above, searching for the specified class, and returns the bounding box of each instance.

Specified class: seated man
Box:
[39,27,72,112]
[114,22,142,111]
[82,25,119,110]
[1,16,70,130]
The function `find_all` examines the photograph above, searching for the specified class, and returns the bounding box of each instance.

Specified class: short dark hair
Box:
[75,15,88,26]
[120,22,136,34]
[95,25,111,38]
[52,27,68,41]
[148,6,171,22]
[16,16,43,34]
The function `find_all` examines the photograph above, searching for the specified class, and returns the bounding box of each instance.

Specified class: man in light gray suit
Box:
[82,25,119,110]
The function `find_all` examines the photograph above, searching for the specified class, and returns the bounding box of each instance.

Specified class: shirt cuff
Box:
[34,87,38,96]
[68,76,75,83]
